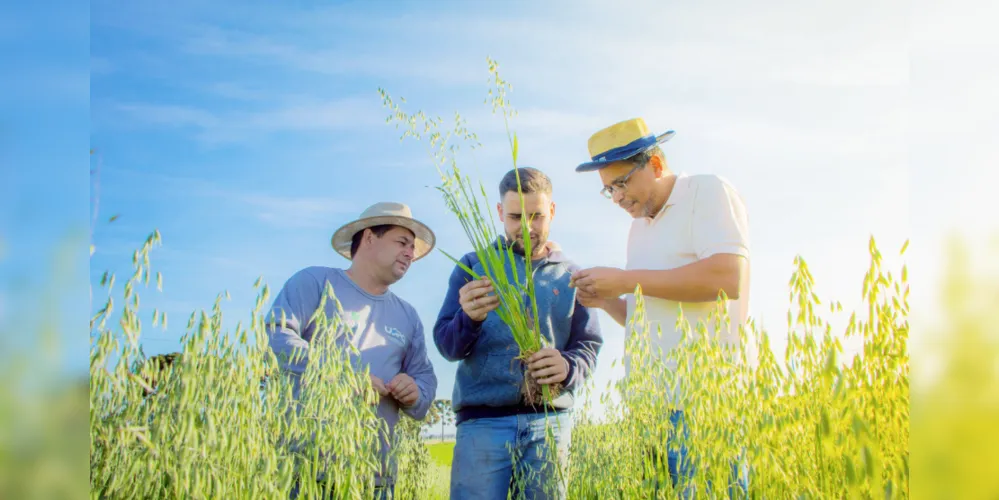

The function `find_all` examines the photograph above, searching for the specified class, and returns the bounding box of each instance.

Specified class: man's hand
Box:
[370,375,389,395]
[459,278,500,322]
[526,348,569,385]
[361,375,390,405]
[570,267,628,299]
[386,373,420,407]
[576,287,609,309]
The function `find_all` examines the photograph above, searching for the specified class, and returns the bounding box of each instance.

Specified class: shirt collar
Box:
[647,172,690,222]
[541,241,567,264]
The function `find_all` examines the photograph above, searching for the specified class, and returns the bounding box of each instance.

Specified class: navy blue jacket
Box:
[433,241,603,423]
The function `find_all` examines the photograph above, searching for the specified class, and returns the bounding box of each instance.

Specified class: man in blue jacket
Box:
[434,167,604,500]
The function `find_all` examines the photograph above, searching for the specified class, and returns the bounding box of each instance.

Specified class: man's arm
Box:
[600,297,627,327]
[627,176,749,301]
[575,176,750,304]
[559,298,604,392]
[620,254,746,302]
[577,291,628,327]
[399,320,438,420]
[265,269,323,375]
[432,254,484,361]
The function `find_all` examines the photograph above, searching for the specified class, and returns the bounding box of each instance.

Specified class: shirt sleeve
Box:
[264,268,323,375]
[400,318,438,420]
[432,253,484,361]
[560,298,604,392]
[691,176,751,260]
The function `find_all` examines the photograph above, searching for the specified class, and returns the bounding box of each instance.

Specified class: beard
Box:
[508,232,545,256]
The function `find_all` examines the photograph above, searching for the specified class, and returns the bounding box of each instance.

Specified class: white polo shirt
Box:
[624,173,752,376]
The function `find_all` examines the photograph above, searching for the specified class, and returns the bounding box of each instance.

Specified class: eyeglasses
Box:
[599,164,643,199]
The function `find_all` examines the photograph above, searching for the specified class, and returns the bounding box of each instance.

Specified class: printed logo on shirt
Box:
[341,311,364,341]
[383,325,407,346]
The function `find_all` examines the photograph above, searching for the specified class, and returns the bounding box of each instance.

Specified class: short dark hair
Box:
[140,352,180,396]
[624,145,666,168]
[350,224,394,258]
[498,167,552,198]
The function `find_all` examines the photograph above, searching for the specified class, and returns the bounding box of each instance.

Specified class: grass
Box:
[89,231,396,499]
[426,441,455,468]
[87,222,910,498]
[424,441,453,499]
[423,464,451,499]
[561,240,910,498]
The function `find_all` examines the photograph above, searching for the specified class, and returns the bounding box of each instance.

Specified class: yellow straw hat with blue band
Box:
[575,117,675,172]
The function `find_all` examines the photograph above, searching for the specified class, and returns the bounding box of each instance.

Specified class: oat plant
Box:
[566,236,909,498]
[378,58,555,405]
[89,230,399,499]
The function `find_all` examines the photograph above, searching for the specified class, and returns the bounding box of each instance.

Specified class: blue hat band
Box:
[591,134,659,162]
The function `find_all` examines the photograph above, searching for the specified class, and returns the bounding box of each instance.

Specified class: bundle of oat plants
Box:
[378,58,556,406]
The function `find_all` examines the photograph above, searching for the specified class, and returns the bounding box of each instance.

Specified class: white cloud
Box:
[96,0,909,99]
[912,0,999,48]
[107,96,383,144]
[247,195,353,229]
[180,27,484,85]
[202,82,269,101]
[495,2,907,107]
[114,103,219,129]
[101,168,355,229]
[202,189,355,230]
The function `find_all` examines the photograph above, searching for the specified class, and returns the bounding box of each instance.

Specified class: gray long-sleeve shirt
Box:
[265,266,437,485]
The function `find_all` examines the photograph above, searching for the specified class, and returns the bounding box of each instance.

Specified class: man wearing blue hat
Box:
[570,118,751,496]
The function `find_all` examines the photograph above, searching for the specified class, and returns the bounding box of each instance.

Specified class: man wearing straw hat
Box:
[570,118,751,497]
[265,201,439,499]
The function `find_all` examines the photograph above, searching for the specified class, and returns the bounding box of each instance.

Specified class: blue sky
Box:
[82,0,925,418]
[0,0,992,431]
[1,0,90,378]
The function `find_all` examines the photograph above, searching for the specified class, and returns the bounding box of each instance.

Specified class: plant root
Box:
[518,349,562,407]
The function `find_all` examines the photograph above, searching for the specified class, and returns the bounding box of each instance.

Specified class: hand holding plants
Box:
[526,348,569,385]
[367,374,390,404]
[570,267,626,299]
[459,278,500,322]
[387,373,420,407]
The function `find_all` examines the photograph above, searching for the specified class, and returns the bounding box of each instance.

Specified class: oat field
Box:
[88,61,910,499]
[88,223,909,498]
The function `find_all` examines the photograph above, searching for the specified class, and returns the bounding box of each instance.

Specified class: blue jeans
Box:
[451,412,572,500]
[662,410,749,499]
[374,484,393,500]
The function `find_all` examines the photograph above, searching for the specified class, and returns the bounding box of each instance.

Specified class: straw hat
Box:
[575,117,675,172]
[330,202,436,261]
